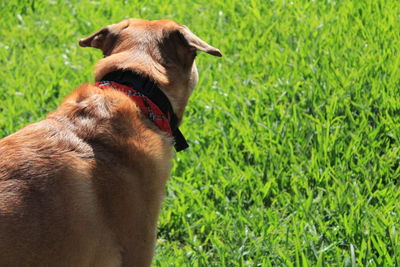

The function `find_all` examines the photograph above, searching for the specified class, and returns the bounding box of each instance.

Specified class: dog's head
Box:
[79,19,221,119]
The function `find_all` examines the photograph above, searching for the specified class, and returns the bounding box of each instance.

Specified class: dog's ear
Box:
[79,27,117,56]
[178,25,222,57]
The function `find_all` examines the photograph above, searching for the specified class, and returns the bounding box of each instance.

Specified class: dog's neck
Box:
[98,69,189,151]
[94,52,194,122]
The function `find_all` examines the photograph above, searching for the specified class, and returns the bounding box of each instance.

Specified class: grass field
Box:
[1,0,400,265]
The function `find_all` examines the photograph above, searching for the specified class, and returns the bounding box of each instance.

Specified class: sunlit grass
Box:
[1,0,399,265]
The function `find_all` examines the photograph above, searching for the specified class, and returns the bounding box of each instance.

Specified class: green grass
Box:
[1,0,400,265]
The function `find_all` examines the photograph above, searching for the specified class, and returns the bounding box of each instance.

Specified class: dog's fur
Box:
[0,19,221,267]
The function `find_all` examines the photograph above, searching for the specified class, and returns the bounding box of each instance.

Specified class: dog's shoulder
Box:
[0,117,94,181]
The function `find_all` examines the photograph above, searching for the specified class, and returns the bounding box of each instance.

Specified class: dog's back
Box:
[0,116,122,266]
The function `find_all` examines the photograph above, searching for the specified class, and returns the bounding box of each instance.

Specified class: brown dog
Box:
[0,19,221,267]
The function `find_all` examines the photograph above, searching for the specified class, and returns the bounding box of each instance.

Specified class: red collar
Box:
[94,81,173,137]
